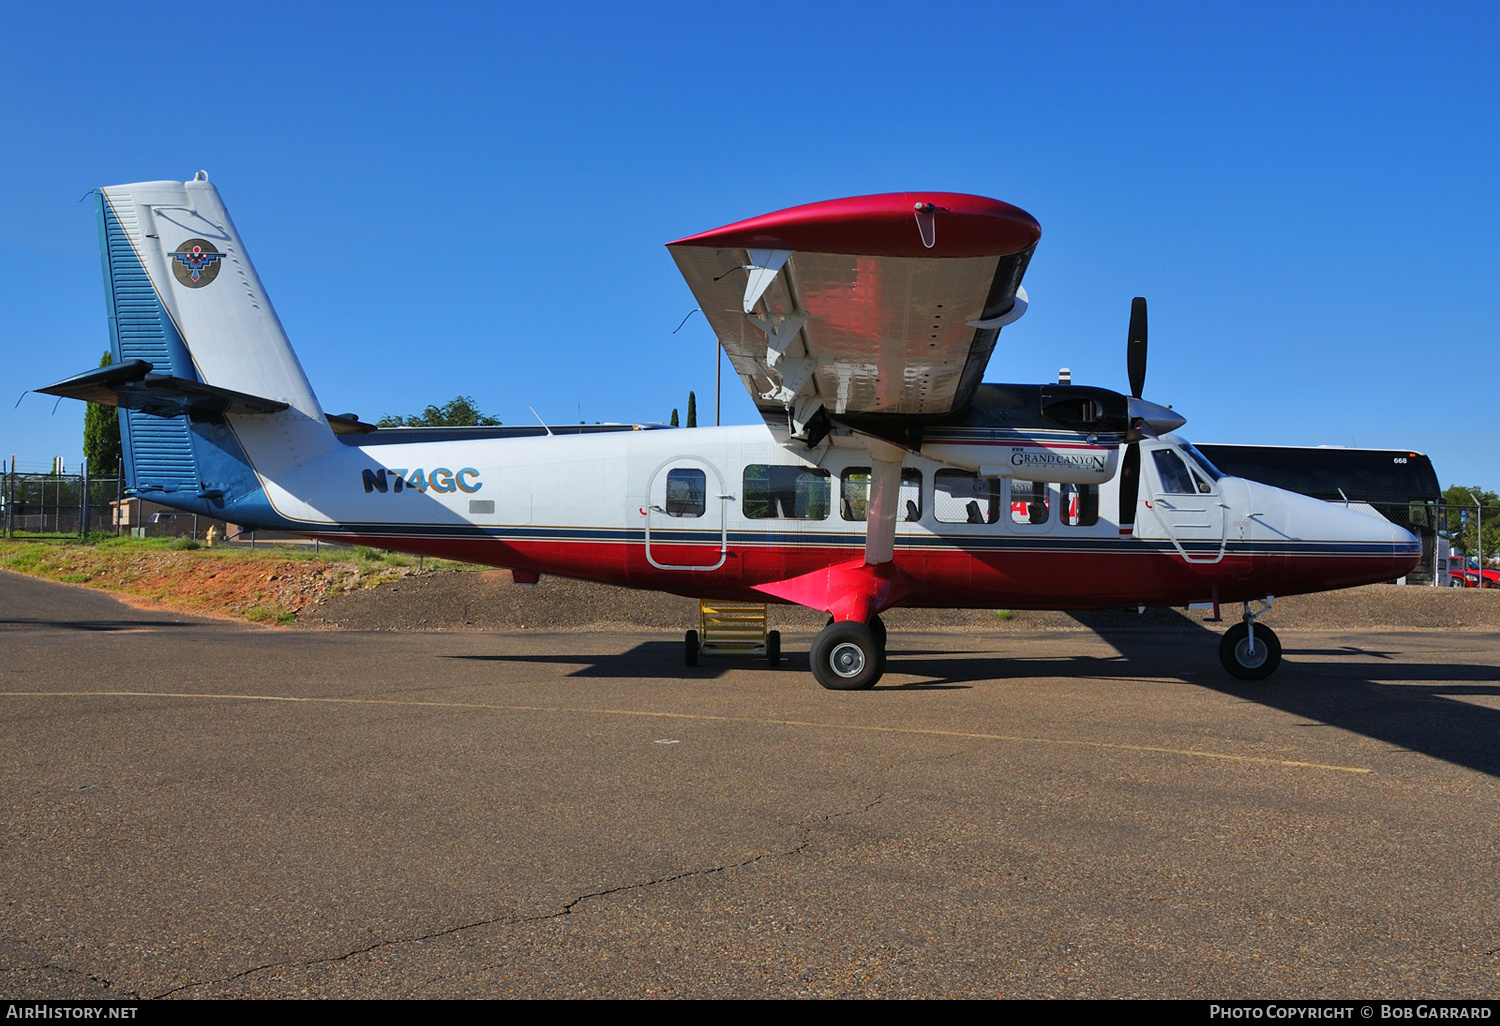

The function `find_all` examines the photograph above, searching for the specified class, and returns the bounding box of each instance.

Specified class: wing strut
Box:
[861,446,903,566]
[751,437,912,623]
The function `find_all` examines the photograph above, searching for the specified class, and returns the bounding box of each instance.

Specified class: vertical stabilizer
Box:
[96,174,339,524]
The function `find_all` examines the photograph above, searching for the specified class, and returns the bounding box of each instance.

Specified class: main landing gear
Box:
[811,614,888,691]
[1218,598,1281,681]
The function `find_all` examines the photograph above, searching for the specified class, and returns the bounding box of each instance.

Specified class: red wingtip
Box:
[668,192,1041,259]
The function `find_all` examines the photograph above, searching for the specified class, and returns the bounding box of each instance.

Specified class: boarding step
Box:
[685,600,781,667]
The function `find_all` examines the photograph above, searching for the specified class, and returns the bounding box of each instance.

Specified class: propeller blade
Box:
[1127,296,1147,398]
[1119,442,1142,527]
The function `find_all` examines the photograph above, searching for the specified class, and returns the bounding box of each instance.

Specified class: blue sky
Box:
[2,2,1496,485]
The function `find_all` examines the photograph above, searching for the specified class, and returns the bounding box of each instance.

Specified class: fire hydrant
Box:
[205,525,219,548]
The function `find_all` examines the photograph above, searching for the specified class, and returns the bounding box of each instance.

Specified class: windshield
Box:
[1181,442,1223,481]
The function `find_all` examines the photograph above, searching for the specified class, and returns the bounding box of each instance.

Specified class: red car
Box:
[1448,563,1500,588]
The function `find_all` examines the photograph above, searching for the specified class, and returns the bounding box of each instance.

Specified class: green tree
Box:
[1443,484,1500,564]
[669,408,679,427]
[377,395,500,427]
[686,390,697,428]
[82,351,122,476]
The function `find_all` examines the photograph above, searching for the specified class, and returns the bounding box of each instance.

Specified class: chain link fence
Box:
[1340,499,1500,586]
[0,468,238,540]
[1,469,127,538]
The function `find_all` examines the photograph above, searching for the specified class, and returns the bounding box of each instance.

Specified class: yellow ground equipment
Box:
[685,600,781,667]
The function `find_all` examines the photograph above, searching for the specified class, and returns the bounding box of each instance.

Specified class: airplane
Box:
[39,174,1421,690]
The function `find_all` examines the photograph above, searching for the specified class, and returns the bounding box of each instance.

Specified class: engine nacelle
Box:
[921,434,1120,484]
[918,382,1128,484]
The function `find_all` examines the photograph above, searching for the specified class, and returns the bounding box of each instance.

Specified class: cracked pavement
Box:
[3,571,1500,998]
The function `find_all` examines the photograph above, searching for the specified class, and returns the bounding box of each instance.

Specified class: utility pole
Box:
[1470,491,1485,575]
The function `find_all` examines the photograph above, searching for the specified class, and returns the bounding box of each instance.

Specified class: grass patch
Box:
[242,603,296,626]
[57,573,92,583]
[993,609,1015,621]
[1,546,46,571]
[352,545,418,566]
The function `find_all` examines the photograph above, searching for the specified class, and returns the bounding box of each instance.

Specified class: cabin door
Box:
[1144,446,1227,561]
[644,457,729,571]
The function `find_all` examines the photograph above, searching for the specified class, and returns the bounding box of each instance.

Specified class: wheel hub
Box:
[828,641,867,678]
[1234,637,1268,669]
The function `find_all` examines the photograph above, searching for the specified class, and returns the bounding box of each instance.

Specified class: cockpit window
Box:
[1181,442,1223,482]
[1152,449,1200,494]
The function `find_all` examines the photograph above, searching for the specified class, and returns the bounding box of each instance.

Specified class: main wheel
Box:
[811,620,883,691]
[827,614,888,651]
[766,630,781,668]
[685,629,699,667]
[1219,621,1281,680]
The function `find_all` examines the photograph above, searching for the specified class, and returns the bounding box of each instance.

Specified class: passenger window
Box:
[743,465,831,520]
[935,471,999,524]
[1151,449,1198,494]
[1010,480,1050,525]
[1061,483,1099,526]
[840,468,923,522]
[664,468,706,518]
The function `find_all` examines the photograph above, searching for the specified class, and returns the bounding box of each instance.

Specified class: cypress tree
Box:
[82,351,121,476]
[686,391,697,428]
[670,408,679,427]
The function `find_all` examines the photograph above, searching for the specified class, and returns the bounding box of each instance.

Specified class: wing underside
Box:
[668,192,1039,440]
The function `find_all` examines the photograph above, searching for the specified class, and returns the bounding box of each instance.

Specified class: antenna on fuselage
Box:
[528,406,554,436]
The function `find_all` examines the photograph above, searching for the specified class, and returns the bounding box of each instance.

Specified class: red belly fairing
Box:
[319,533,1414,611]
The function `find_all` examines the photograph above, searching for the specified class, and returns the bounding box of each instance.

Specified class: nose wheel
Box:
[1219,621,1281,680]
[811,619,886,690]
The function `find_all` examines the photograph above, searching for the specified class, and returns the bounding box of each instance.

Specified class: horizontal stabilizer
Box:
[38,359,289,418]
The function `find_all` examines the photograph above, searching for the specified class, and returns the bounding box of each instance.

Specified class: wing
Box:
[668,192,1040,441]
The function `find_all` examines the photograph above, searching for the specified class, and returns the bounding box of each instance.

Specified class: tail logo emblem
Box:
[168,239,225,288]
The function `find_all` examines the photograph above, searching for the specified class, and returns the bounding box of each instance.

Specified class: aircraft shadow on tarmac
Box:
[0,617,195,632]
[454,609,1500,777]
[1065,608,1500,780]
[449,646,971,690]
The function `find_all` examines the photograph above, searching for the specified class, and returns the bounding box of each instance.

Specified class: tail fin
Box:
[93,173,336,522]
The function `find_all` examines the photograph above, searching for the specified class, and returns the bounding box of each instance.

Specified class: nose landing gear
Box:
[1219,598,1281,680]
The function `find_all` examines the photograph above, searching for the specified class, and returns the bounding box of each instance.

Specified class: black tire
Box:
[1219,622,1281,681]
[810,620,883,691]
[827,614,887,652]
[766,630,781,668]
[685,629,699,667]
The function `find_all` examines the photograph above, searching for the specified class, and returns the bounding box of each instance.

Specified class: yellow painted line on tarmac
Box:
[0,691,1373,774]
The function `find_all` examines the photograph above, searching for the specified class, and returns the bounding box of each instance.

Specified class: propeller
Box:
[1121,296,1184,440]
[1118,296,1184,526]
[1127,296,1148,399]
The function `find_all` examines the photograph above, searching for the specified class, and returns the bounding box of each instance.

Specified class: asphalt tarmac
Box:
[2,570,1499,999]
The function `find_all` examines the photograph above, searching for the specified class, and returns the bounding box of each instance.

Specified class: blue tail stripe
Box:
[96,192,201,495]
